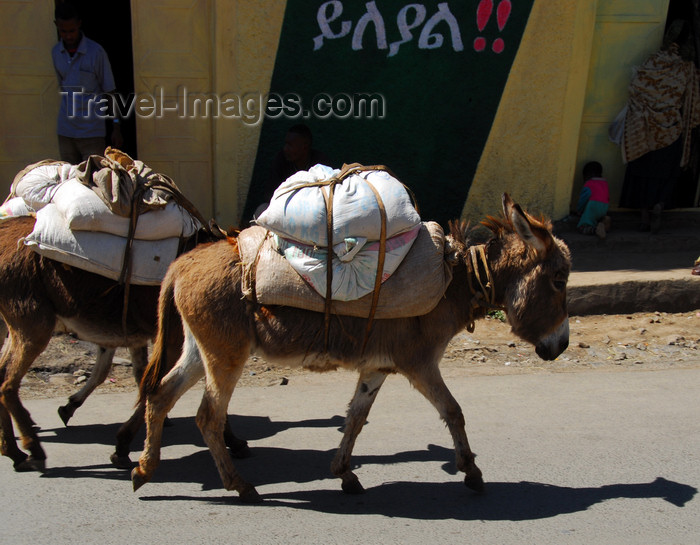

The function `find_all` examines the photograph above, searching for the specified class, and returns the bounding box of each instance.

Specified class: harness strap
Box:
[115,173,226,340]
[322,182,335,351]
[465,244,503,332]
[360,180,387,354]
[118,184,144,336]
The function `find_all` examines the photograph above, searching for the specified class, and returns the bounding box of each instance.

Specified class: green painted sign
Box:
[244,0,534,227]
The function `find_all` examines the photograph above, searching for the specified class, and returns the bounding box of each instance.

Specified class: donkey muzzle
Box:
[535,318,569,360]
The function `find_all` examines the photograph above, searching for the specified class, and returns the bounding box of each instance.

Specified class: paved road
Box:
[3,367,700,545]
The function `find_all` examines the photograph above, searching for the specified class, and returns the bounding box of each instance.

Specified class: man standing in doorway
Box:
[52,2,123,163]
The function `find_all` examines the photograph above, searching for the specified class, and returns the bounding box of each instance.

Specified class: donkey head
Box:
[484,194,571,360]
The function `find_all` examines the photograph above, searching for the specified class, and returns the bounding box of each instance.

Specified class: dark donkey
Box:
[0,216,246,471]
[132,194,571,502]
[0,316,149,429]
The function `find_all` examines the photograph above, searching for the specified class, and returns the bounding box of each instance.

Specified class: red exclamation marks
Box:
[474,0,511,54]
[473,0,492,52]
[493,0,511,53]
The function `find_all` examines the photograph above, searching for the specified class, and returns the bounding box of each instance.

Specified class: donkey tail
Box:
[138,271,180,404]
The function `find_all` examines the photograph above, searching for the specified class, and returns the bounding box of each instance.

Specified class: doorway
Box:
[53,0,138,159]
[666,0,700,207]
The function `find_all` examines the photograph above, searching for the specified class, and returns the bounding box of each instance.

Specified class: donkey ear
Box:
[502,192,515,217]
[502,193,548,254]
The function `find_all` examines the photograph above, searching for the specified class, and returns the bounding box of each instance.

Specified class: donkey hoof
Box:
[464,474,485,494]
[131,467,149,491]
[341,474,365,495]
[110,453,134,469]
[15,456,46,473]
[57,405,72,426]
[239,484,263,503]
[229,443,251,460]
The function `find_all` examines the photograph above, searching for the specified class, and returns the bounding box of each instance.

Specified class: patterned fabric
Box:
[622,44,700,167]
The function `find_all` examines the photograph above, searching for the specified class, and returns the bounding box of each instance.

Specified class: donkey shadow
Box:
[38,412,347,450]
[252,476,697,521]
[136,453,696,522]
[37,412,346,486]
[37,415,698,521]
[136,442,696,521]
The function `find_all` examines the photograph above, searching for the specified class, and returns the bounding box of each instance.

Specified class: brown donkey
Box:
[132,194,571,502]
[0,216,245,471]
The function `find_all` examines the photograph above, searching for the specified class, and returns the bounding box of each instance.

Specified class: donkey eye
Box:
[552,279,567,291]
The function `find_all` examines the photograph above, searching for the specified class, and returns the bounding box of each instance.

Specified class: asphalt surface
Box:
[3,367,699,545]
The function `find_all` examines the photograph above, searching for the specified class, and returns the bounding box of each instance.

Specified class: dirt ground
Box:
[18,309,700,401]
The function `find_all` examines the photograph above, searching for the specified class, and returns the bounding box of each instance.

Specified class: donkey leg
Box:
[331,370,388,494]
[0,324,53,471]
[402,364,484,493]
[128,345,149,383]
[0,397,27,467]
[0,322,26,466]
[111,345,149,468]
[111,402,145,469]
[58,346,116,426]
[132,334,204,491]
[0,335,27,467]
[223,418,250,459]
[195,345,258,502]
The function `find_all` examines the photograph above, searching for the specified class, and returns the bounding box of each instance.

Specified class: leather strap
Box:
[322,182,335,351]
[314,164,392,352]
[465,244,503,332]
[359,178,387,353]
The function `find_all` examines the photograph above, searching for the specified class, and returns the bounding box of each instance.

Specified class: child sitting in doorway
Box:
[576,161,611,239]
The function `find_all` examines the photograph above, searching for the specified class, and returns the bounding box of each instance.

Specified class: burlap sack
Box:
[239,222,452,319]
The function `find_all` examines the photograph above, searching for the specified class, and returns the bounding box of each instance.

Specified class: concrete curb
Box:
[568,275,700,315]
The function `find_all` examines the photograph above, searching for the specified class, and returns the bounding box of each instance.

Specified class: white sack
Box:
[255,164,420,246]
[23,203,180,285]
[275,224,420,301]
[0,197,33,219]
[51,179,199,239]
[13,164,77,210]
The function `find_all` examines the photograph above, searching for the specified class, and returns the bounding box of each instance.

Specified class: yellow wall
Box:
[463,0,598,223]
[210,0,286,228]
[463,0,668,220]
[464,0,670,222]
[0,0,58,196]
[129,0,285,227]
[130,0,215,220]
[574,0,669,209]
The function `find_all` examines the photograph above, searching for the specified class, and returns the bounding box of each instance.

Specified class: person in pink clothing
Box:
[576,161,610,239]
